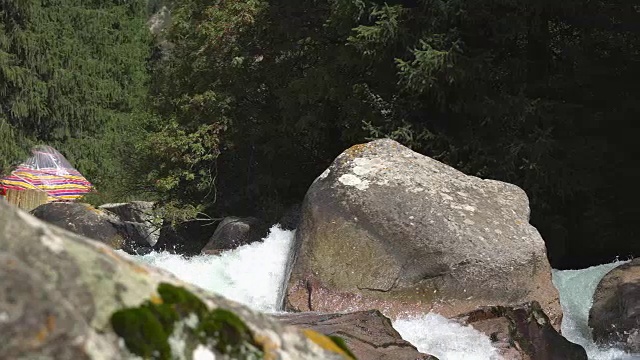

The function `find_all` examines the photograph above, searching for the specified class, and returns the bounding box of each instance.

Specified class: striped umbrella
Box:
[1,146,93,201]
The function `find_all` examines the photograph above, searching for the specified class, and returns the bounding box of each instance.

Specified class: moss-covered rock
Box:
[0,199,356,359]
[111,283,264,359]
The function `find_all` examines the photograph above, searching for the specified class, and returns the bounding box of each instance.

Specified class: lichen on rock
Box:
[301,329,357,360]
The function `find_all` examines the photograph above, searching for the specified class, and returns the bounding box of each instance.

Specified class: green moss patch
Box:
[327,335,358,359]
[111,283,264,359]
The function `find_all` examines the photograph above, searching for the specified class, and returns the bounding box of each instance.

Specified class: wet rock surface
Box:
[153,218,218,255]
[201,216,269,254]
[589,258,640,352]
[454,301,586,360]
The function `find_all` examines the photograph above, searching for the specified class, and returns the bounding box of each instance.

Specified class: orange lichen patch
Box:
[253,333,280,360]
[301,329,354,359]
[98,246,129,264]
[81,203,103,214]
[342,143,369,161]
[34,315,56,343]
[107,235,126,250]
[149,294,163,305]
[46,315,56,332]
[129,261,150,274]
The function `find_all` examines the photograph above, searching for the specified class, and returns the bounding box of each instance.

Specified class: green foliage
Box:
[141,0,267,211]
[111,283,264,360]
[0,118,29,175]
[144,119,225,202]
[147,0,376,219]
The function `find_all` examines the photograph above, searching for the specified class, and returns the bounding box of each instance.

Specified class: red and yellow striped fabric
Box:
[1,167,93,201]
[0,146,93,201]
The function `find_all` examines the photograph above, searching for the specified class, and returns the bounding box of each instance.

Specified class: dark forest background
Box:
[1,0,638,269]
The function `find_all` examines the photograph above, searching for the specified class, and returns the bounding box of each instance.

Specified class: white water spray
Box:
[393,313,502,360]
[132,225,295,313]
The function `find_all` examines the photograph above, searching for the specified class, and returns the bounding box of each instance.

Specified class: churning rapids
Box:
[122,226,639,360]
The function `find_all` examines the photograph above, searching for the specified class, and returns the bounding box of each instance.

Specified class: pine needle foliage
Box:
[151,0,638,266]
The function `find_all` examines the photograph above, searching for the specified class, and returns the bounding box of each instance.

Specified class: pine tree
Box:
[0,0,153,200]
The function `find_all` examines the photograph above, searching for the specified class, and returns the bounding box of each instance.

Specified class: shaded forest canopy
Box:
[1,0,638,269]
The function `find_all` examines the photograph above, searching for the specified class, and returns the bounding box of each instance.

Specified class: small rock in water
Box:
[201,216,269,254]
[277,310,436,360]
[454,301,587,360]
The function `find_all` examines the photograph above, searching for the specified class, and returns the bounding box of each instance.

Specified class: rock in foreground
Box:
[0,199,355,359]
[284,139,561,327]
[277,310,437,360]
[589,258,640,352]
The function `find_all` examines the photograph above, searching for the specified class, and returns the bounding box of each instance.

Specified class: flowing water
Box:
[126,226,638,360]
[552,261,640,360]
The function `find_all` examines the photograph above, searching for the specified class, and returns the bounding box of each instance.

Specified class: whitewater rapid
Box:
[124,226,638,360]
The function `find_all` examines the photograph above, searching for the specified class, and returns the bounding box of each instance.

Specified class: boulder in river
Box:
[201,216,269,255]
[99,201,161,247]
[454,301,586,359]
[589,258,640,352]
[31,202,130,251]
[284,139,562,328]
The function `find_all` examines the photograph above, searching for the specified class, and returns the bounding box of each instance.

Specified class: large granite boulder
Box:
[201,216,269,255]
[284,139,561,328]
[454,302,586,360]
[31,202,129,251]
[99,201,161,247]
[589,258,640,352]
[0,199,355,359]
[276,310,437,360]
